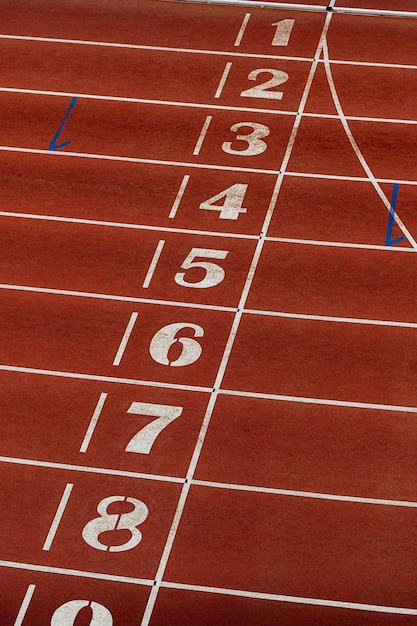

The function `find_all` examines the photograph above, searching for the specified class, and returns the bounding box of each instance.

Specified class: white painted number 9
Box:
[222,122,270,156]
[82,495,149,552]
[51,600,113,625]
[149,322,204,367]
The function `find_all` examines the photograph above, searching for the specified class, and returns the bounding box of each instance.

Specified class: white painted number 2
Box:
[200,184,248,220]
[51,600,113,625]
[240,69,289,100]
[222,122,270,156]
[125,402,183,454]
[175,248,228,289]
[82,495,149,552]
[150,322,203,367]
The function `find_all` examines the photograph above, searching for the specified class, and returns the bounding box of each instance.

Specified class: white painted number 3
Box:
[51,600,113,625]
[82,495,149,552]
[222,122,270,156]
[150,322,203,367]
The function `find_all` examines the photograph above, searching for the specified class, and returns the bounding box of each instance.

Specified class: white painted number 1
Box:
[272,19,295,46]
[51,600,113,625]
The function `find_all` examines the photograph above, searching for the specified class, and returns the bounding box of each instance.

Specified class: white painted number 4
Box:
[200,184,248,220]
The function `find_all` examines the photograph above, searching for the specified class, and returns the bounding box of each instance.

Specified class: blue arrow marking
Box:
[385,183,406,246]
[48,97,77,151]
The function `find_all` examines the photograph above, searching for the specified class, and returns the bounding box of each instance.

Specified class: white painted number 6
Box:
[222,122,270,156]
[51,600,113,625]
[149,322,203,367]
[82,495,149,552]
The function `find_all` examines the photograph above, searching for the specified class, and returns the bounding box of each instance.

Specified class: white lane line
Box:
[322,39,417,250]
[79,392,108,453]
[1,453,415,507]
[0,455,183,484]
[3,558,417,615]
[160,581,417,616]
[0,145,281,175]
[327,59,417,71]
[0,33,313,61]
[0,210,414,247]
[14,584,36,626]
[142,240,165,288]
[0,283,235,312]
[192,480,417,508]
[234,13,251,47]
[1,363,415,412]
[285,171,417,185]
[244,309,417,329]
[3,87,417,125]
[112,312,139,365]
[0,559,153,586]
[303,111,417,126]
[42,483,73,551]
[266,236,414,252]
[219,389,417,413]
[0,364,211,393]
[193,115,212,156]
[214,62,233,98]
[0,210,257,240]
[2,145,416,184]
[169,175,190,219]
[0,87,300,117]
[141,13,334,626]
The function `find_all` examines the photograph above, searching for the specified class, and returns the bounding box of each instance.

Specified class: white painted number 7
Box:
[125,402,183,454]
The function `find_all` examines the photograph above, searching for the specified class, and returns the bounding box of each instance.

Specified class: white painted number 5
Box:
[175,248,228,289]
[222,122,270,156]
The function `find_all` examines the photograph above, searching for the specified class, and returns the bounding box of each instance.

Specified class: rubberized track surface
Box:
[1,1,417,624]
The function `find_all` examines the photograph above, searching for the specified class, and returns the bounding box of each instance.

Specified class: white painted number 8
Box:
[150,322,203,367]
[51,600,113,625]
[82,495,149,552]
[222,122,270,156]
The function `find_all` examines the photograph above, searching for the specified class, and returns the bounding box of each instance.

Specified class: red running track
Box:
[0,1,417,624]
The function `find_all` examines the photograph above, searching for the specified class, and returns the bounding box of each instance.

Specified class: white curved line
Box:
[322,39,417,250]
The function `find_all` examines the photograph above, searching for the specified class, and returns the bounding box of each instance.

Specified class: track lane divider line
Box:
[14,584,36,626]
[0,145,281,175]
[234,13,251,47]
[42,483,74,551]
[0,455,183,484]
[140,12,334,626]
[113,312,139,366]
[322,38,417,250]
[0,34,313,61]
[0,363,415,412]
[0,210,257,240]
[192,480,417,508]
[159,581,417,616]
[80,392,108,453]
